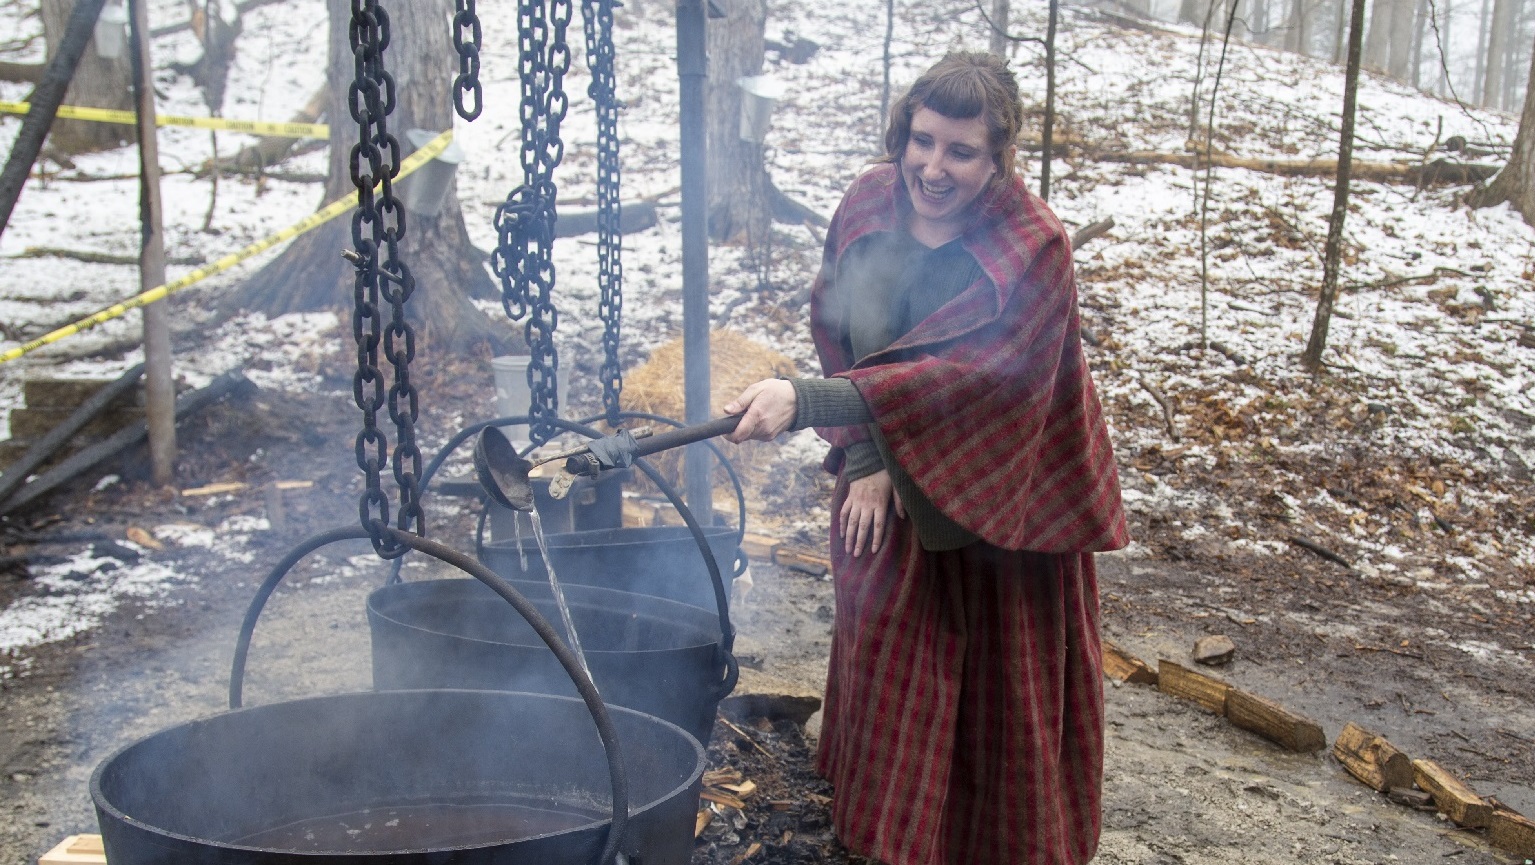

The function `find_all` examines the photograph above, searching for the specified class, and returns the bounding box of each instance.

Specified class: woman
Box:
[725,52,1128,865]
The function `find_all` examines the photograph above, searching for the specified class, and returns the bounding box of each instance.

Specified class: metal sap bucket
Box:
[368,578,735,746]
[480,524,741,612]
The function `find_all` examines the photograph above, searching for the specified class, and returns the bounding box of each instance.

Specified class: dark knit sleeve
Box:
[839,440,885,481]
[790,377,873,430]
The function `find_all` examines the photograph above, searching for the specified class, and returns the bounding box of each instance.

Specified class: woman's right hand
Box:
[723,378,798,443]
[841,469,904,557]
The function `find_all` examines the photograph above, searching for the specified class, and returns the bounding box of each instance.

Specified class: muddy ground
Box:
[2,372,1533,865]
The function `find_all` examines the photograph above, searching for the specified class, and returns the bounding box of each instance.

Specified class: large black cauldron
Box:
[91,689,704,864]
[480,524,740,612]
[369,579,734,746]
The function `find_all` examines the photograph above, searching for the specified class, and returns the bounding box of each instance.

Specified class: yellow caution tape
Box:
[0,100,327,138]
[0,130,453,365]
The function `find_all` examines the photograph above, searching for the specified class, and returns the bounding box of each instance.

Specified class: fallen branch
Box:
[0,371,255,516]
[1071,217,1115,248]
[1019,140,1501,186]
[0,60,43,85]
[18,247,206,266]
[1138,378,1178,441]
[1343,266,1482,292]
[196,85,328,177]
[1287,534,1352,568]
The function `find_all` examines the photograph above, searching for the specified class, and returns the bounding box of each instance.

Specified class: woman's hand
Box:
[723,379,797,443]
[841,469,905,557]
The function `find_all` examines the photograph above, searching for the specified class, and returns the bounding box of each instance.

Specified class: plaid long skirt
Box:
[814,482,1105,865]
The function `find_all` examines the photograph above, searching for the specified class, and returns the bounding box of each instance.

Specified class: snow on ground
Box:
[1,0,1532,676]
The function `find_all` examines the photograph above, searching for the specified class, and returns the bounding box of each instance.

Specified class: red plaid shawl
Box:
[810,165,1128,553]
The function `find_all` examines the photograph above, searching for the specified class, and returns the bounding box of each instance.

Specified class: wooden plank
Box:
[1225,687,1326,752]
[1157,659,1229,714]
[37,834,106,865]
[1102,640,1158,685]
[1412,758,1493,828]
[181,481,249,497]
[1489,808,1535,858]
[1332,722,1413,792]
[739,532,780,561]
[774,546,830,576]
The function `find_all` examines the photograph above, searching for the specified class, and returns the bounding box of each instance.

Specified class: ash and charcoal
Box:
[694,716,855,865]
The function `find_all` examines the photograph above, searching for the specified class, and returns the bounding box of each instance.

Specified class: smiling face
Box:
[900,106,996,246]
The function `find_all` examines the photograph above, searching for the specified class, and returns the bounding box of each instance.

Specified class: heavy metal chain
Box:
[348,0,423,558]
[452,0,482,121]
[492,0,572,446]
[582,0,624,424]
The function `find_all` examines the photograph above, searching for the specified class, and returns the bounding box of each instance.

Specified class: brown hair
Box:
[882,52,1024,184]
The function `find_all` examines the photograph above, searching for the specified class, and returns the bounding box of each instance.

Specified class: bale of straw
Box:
[620,330,801,517]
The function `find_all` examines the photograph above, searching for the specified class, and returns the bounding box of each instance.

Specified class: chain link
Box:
[492,0,573,446]
[452,0,483,121]
[347,0,423,558]
[582,0,624,424]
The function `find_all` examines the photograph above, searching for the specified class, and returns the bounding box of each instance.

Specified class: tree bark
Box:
[1286,0,1312,53]
[1364,0,1392,70]
[989,0,1011,55]
[40,0,133,153]
[705,0,770,245]
[223,0,508,355]
[1470,32,1535,223]
[1387,0,1416,78]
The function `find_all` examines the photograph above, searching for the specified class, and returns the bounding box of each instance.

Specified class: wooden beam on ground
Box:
[1489,808,1535,858]
[1226,687,1327,752]
[1102,640,1158,685]
[1157,660,1229,714]
[1412,758,1493,828]
[738,531,780,561]
[1332,722,1413,792]
[774,547,830,576]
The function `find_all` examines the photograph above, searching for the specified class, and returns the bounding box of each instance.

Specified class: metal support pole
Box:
[677,0,713,523]
[129,0,175,484]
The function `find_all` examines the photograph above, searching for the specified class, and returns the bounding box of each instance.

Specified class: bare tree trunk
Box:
[1436,0,1452,94]
[40,0,132,153]
[1286,0,1314,52]
[1304,0,1367,372]
[1334,0,1351,61]
[1364,0,1392,69]
[1243,0,1268,43]
[1484,0,1514,106]
[1472,32,1535,220]
[704,0,770,245]
[224,0,506,354]
[1386,0,1415,76]
[989,0,1010,55]
[1410,0,1427,87]
[1506,3,1531,109]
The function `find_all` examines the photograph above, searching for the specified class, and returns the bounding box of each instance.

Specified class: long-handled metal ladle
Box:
[474,416,743,512]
